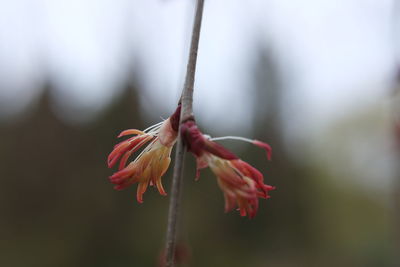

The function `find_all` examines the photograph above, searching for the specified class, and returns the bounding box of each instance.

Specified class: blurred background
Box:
[0,0,399,266]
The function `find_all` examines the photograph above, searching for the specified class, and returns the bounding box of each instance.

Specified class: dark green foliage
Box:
[0,69,393,266]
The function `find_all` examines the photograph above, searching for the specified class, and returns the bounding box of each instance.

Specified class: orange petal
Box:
[155,178,167,196]
[118,136,153,170]
[136,182,149,203]
[118,129,144,138]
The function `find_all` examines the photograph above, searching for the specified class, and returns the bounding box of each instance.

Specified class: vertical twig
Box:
[390,3,400,264]
[393,85,400,266]
[164,1,205,266]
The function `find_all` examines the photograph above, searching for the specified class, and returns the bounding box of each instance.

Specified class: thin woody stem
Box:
[164,1,205,266]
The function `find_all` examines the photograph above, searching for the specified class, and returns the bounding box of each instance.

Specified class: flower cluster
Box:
[107,105,274,217]
[107,105,180,203]
[180,120,274,218]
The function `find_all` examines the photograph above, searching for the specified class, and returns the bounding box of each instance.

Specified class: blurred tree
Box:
[249,43,317,265]
[0,47,393,267]
[0,80,168,267]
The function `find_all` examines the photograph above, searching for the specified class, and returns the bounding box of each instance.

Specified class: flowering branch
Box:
[107,0,273,265]
[164,0,205,266]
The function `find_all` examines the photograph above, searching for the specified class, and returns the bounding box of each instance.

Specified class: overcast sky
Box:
[0,0,398,136]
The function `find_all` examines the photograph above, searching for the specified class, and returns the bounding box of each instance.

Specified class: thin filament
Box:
[210,136,254,144]
[134,137,159,163]
[143,121,164,133]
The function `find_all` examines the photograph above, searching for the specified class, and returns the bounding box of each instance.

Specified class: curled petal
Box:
[118,129,145,138]
[118,149,134,171]
[114,178,137,191]
[109,163,136,184]
[231,160,263,182]
[155,156,171,195]
[107,135,153,168]
[108,140,132,168]
[117,137,153,170]
[253,140,272,161]
[155,178,167,196]
[231,159,275,198]
[137,182,149,203]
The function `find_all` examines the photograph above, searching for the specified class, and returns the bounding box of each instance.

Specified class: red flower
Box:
[107,105,180,203]
[181,120,274,218]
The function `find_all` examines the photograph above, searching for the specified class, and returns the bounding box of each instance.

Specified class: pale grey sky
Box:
[0,0,397,135]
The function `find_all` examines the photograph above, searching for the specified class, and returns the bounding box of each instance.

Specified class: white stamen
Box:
[210,136,254,144]
[134,137,159,163]
[143,121,164,133]
[128,136,154,162]
[147,125,163,135]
